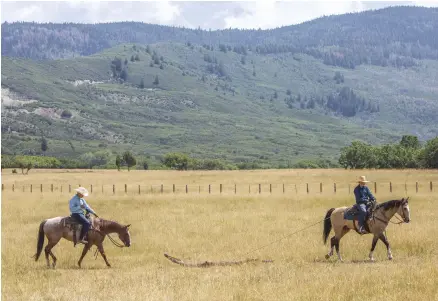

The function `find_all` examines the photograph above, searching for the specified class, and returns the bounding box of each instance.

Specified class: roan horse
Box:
[33,215,131,268]
[323,197,410,262]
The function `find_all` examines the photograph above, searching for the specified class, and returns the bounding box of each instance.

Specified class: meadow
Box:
[2,169,438,301]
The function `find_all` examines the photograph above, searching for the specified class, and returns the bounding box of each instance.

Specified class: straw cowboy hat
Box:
[357,176,370,183]
[75,187,89,197]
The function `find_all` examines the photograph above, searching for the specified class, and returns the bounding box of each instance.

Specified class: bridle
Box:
[373,201,409,225]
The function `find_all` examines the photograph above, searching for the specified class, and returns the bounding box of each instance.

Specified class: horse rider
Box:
[69,187,99,244]
[353,176,376,234]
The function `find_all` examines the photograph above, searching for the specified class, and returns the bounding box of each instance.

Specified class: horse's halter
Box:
[391,200,410,224]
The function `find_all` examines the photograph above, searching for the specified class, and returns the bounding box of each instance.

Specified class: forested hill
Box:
[2,6,438,69]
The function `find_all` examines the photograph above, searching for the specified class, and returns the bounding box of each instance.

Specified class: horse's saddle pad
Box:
[62,216,85,230]
[343,205,361,220]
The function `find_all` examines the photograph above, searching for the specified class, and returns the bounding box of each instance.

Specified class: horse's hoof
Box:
[388,256,393,260]
[325,254,330,260]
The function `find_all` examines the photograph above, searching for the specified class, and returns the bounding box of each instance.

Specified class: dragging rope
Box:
[164,217,330,267]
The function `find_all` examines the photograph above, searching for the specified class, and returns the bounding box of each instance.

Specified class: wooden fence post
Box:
[60,185,62,193]
[102,185,104,193]
[91,185,93,194]
[416,182,418,193]
[270,184,272,193]
[173,184,175,193]
[161,184,164,194]
[199,185,201,193]
[249,185,251,194]
[51,184,53,192]
[12,184,15,192]
[41,184,43,192]
[209,184,211,194]
[31,184,33,193]
[259,184,261,194]
[125,184,127,193]
[320,183,322,193]
[235,184,237,194]
[405,182,407,194]
[113,185,115,194]
[307,183,309,194]
[138,185,141,194]
[1,184,4,191]
[186,185,188,193]
[430,181,433,192]
[283,183,285,194]
[390,182,392,193]
[374,182,377,194]
[334,183,336,193]
[295,184,297,194]
[220,184,222,194]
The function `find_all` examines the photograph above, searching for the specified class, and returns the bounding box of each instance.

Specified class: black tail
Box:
[323,208,335,245]
[33,220,47,261]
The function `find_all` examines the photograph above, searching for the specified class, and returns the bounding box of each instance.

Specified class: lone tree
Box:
[115,155,121,171]
[41,137,48,155]
[122,151,137,171]
[153,75,159,86]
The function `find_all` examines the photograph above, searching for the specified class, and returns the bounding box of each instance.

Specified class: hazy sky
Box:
[2,1,437,29]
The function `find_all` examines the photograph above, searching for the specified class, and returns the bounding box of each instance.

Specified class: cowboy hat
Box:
[357,176,370,183]
[75,187,89,197]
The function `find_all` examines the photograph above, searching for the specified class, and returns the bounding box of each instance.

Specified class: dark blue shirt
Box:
[354,185,375,204]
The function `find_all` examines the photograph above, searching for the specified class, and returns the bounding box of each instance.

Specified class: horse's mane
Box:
[97,218,123,232]
[375,199,403,211]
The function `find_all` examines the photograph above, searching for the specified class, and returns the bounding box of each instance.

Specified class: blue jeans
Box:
[71,213,91,240]
[357,203,367,229]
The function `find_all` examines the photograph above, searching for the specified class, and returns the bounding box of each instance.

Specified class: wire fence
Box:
[1,181,435,196]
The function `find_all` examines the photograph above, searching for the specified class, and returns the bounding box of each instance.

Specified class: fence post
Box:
[270,184,272,193]
[405,182,407,194]
[374,182,377,194]
[430,181,433,192]
[31,184,33,193]
[220,184,222,194]
[12,184,15,192]
[295,184,297,194]
[186,185,188,193]
[199,185,200,194]
[283,183,285,193]
[41,184,43,192]
[307,183,309,194]
[1,184,4,191]
[173,184,175,193]
[235,184,237,194]
[416,182,418,193]
[249,185,251,194]
[60,185,62,193]
[102,185,104,193]
[125,184,127,193]
[259,184,261,194]
[51,184,53,192]
[138,185,141,194]
[113,185,115,194]
[334,183,336,193]
[320,183,322,193]
[161,184,164,194]
[91,185,93,194]
[390,182,392,193]
[209,184,211,194]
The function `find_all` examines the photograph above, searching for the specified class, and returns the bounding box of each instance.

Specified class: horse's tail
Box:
[323,208,335,245]
[33,220,47,261]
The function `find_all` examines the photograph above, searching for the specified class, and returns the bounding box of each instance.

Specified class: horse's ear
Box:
[125,224,131,228]
[405,197,409,203]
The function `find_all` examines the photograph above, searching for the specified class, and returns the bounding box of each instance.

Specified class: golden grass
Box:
[2,169,438,301]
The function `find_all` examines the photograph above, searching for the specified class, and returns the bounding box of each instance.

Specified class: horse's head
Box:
[118,224,131,247]
[398,197,410,223]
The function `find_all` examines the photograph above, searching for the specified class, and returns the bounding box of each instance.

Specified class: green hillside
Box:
[1,6,438,167]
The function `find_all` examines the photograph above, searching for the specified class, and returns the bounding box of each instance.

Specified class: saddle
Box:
[61,213,95,246]
[343,201,377,234]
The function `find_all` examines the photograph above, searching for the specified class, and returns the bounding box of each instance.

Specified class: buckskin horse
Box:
[323,197,410,262]
[33,214,131,268]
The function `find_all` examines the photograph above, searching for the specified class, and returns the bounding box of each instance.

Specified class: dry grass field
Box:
[2,169,438,301]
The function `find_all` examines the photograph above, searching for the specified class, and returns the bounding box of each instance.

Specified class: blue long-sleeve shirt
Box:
[354,185,375,204]
[69,194,96,215]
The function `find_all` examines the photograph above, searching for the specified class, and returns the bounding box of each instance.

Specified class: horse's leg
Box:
[78,243,92,268]
[326,236,336,259]
[334,226,349,262]
[96,242,111,267]
[44,239,60,269]
[369,234,379,262]
[379,233,392,260]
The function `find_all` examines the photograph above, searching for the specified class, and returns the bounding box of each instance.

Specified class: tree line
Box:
[339,135,438,169]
